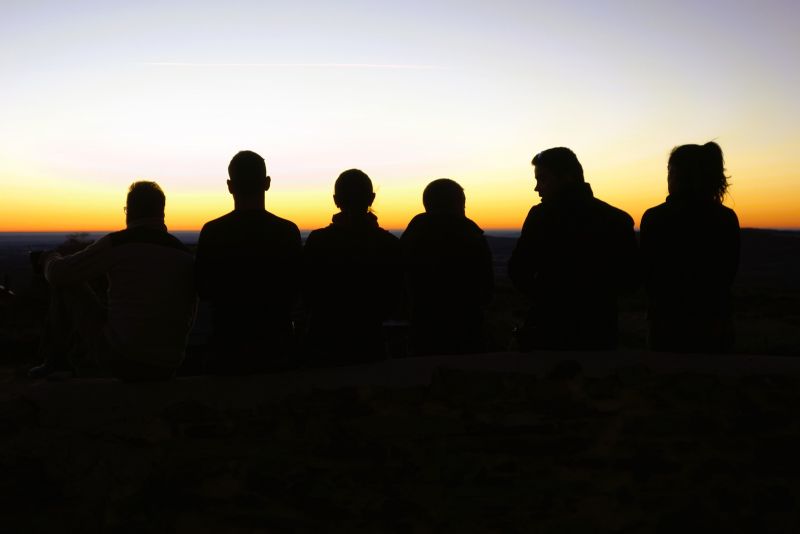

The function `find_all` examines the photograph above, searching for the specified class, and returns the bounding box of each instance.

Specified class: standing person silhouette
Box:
[29,181,196,381]
[195,151,302,373]
[509,147,639,350]
[302,169,402,365]
[401,178,493,355]
[640,142,740,353]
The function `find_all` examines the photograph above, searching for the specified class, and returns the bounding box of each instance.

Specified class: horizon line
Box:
[2,226,800,234]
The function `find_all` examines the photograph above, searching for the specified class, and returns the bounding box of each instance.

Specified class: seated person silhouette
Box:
[401,179,493,355]
[509,147,639,350]
[302,169,402,365]
[29,182,196,381]
[640,142,740,353]
[195,151,302,373]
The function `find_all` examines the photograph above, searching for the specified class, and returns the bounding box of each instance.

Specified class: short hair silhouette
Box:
[228,150,267,195]
[532,147,584,182]
[423,178,465,213]
[334,169,374,212]
[668,142,729,203]
[126,181,165,220]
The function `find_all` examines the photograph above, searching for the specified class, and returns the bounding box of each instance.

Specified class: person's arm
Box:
[287,223,303,309]
[638,209,656,298]
[616,212,641,296]
[508,207,540,297]
[44,235,115,287]
[301,231,320,310]
[723,209,741,287]
[194,225,213,300]
[477,233,494,307]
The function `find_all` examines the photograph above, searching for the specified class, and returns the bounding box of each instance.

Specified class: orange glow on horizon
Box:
[1,181,798,233]
[2,149,799,233]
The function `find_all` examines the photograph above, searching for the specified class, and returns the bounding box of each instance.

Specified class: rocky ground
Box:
[2,352,800,533]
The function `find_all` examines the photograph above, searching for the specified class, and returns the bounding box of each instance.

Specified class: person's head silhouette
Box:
[667,142,729,203]
[334,169,375,214]
[227,151,271,206]
[126,181,165,224]
[531,147,584,201]
[423,178,465,215]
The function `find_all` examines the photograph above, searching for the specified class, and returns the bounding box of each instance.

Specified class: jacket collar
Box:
[331,211,379,229]
[126,217,168,232]
[546,182,594,205]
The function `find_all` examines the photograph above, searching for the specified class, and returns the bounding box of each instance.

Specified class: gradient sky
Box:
[1,0,798,231]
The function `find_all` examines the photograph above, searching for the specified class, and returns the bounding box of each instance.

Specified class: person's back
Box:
[303,169,402,365]
[401,179,493,355]
[33,181,195,380]
[195,151,302,372]
[509,148,639,350]
[103,224,195,363]
[640,142,739,352]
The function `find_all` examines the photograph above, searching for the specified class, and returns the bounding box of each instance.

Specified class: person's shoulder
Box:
[593,197,634,226]
[716,203,739,220]
[642,201,669,216]
[405,213,428,229]
[106,228,127,242]
[375,227,401,258]
[640,201,669,226]
[109,226,191,253]
[199,211,236,234]
[400,213,426,241]
[162,231,192,253]
[265,211,301,234]
[304,226,333,247]
[522,202,545,223]
[463,216,485,235]
[376,226,399,243]
[707,204,740,233]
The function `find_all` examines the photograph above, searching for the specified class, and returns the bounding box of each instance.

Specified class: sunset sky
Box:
[1,0,798,231]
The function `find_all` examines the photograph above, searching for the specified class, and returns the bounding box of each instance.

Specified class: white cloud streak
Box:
[139,62,447,70]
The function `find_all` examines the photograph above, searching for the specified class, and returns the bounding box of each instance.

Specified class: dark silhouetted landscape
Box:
[1,229,799,532]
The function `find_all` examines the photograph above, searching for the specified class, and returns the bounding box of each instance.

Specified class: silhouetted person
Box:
[640,142,739,353]
[509,148,639,350]
[303,169,402,364]
[195,151,302,373]
[29,182,196,381]
[401,179,493,355]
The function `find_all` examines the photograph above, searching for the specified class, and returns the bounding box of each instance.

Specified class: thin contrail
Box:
[139,62,447,70]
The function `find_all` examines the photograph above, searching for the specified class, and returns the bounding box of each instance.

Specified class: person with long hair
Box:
[302,169,402,364]
[640,142,740,352]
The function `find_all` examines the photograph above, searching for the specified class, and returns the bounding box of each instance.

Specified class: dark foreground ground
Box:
[2,352,800,533]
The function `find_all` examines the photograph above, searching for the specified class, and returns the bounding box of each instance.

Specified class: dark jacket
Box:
[401,212,493,355]
[508,183,639,350]
[195,209,302,371]
[303,212,402,364]
[640,194,739,352]
[44,221,196,369]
